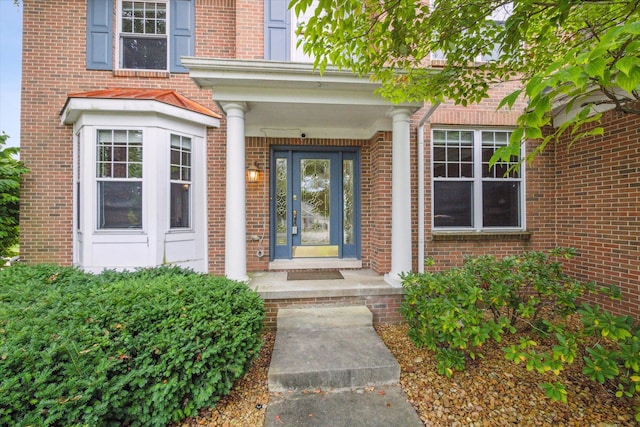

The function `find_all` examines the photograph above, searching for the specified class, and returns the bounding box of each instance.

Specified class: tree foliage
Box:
[0,133,28,258]
[291,0,640,162]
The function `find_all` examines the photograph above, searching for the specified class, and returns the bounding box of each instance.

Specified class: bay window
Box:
[432,129,523,230]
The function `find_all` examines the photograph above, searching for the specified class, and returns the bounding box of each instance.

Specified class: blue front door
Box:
[271,147,360,260]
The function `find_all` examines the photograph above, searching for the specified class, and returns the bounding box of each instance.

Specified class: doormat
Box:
[287,270,344,281]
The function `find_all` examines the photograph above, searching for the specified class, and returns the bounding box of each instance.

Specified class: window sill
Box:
[114,70,170,79]
[432,231,531,242]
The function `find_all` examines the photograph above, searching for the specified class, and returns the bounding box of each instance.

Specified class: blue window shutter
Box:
[264,0,290,61]
[170,0,195,73]
[86,0,113,70]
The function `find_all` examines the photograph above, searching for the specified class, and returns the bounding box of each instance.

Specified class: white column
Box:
[223,102,249,282]
[387,108,413,284]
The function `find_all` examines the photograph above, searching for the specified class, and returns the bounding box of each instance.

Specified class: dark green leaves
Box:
[0,265,264,426]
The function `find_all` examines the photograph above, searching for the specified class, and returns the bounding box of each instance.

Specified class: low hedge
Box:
[0,265,265,426]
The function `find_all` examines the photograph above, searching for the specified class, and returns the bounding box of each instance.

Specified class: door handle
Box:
[292,209,298,235]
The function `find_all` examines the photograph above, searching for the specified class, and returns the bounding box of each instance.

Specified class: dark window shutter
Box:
[170,0,195,73]
[264,0,290,61]
[86,0,113,70]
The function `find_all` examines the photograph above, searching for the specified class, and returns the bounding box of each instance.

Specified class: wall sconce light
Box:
[247,161,261,183]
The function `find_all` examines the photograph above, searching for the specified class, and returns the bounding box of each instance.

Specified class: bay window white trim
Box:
[65,99,211,273]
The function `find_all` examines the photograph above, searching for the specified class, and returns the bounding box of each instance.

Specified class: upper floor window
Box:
[87,0,194,73]
[96,129,143,229]
[170,134,191,228]
[432,129,523,230]
[119,1,168,70]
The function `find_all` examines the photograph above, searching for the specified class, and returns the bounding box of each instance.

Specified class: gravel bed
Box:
[176,324,637,426]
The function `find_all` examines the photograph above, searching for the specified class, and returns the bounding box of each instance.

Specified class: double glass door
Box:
[271,149,360,259]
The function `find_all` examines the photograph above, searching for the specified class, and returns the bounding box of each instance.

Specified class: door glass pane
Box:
[276,158,288,245]
[301,159,330,245]
[343,159,354,245]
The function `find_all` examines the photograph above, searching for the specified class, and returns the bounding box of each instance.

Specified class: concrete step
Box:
[268,306,401,392]
[276,306,373,330]
[265,385,424,427]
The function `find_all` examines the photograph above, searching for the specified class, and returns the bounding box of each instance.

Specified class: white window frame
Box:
[117,0,170,71]
[431,128,525,232]
[96,129,144,231]
[169,133,192,230]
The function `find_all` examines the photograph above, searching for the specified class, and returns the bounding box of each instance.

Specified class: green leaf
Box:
[623,21,640,35]
[498,89,523,110]
[615,56,640,76]
[616,68,640,93]
[584,57,607,80]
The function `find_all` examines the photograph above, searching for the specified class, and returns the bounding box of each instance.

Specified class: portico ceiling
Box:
[182,58,423,139]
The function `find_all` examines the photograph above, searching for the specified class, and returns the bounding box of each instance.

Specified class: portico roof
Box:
[182,58,423,139]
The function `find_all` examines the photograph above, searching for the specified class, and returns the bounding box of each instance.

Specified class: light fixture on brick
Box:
[247,161,261,183]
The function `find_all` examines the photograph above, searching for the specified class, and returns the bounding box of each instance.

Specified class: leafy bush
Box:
[401,266,512,376]
[462,248,595,329]
[0,265,264,426]
[0,132,28,259]
[402,249,640,421]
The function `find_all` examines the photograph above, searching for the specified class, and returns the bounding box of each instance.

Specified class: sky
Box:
[0,0,22,149]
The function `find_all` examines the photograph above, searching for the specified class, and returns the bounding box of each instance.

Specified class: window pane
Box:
[343,160,354,245]
[113,163,127,178]
[170,183,190,228]
[128,163,142,178]
[170,135,192,228]
[98,181,142,229]
[434,181,473,227]
[275,158,288,245]
[433,146,446,162]
[483,181,520,227]
[113,146,127,162]
[121,37,167,70]
[460,148,472,162]
[170,165,180,180]
[114,130,128,143]
[447,147,459,162]
[171,149,180,165]
[432,130,446,142]
[447,163,459,178]
[433,163,446,178]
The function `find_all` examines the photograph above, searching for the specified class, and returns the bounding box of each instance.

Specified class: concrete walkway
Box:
[265,306,423,426]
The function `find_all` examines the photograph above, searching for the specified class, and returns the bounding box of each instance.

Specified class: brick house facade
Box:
[20,0,639,318]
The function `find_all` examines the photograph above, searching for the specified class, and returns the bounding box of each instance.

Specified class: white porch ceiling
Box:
[182,58,423,139]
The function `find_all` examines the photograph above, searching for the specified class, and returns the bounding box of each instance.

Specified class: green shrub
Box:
[402,249,640,421]
[462,248,592,329]
[401,266,512,376]
[0,264,264,427]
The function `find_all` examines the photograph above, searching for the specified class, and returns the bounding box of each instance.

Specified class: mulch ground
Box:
[176,324,637,426]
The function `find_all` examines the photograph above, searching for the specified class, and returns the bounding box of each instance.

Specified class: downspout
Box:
[417,102,440,273]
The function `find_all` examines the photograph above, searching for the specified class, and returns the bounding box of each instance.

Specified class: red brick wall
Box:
[554,108,640,318]
[367,131,393,273]
[262,294,405,331]
[416,83,557,269]
[23,2,638,321]
[20,0,234,266]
